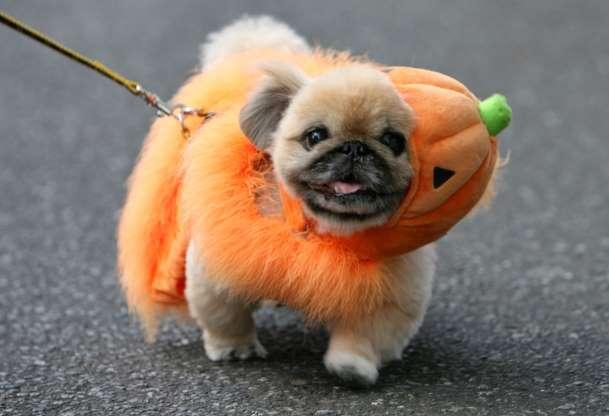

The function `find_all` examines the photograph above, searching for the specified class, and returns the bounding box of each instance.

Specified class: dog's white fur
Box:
[200,15,310,70]
[186,15,437,386]
[186,241,267,361]
[187,239,435,385]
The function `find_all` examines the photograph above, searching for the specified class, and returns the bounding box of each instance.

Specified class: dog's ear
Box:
[240,62,307,150]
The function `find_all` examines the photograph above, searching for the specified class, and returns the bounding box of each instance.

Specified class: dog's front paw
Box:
[203,331,268,361]
[324,349,379,387]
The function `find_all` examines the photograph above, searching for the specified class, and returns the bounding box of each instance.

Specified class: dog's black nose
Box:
[340,141,369,157]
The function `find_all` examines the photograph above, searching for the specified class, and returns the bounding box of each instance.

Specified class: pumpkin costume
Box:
[117,49,511,336]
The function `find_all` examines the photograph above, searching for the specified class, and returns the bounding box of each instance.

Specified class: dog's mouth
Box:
[305,180,391,204]
[291,149,410,222]
[299,178,406,221]
[308,180,365,196]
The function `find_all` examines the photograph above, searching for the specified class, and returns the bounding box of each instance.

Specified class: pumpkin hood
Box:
[277,67,508,259]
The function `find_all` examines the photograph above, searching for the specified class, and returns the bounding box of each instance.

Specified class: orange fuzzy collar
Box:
[117,50,499,335]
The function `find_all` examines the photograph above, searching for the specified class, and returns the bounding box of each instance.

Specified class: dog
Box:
[119,14,504,387]
[184,16,436,387]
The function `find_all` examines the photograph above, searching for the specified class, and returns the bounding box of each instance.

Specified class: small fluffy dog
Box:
[186,16,435,386]
[119,15,503,388]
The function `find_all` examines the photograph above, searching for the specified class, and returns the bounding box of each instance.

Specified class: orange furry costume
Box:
[118,50,510,335]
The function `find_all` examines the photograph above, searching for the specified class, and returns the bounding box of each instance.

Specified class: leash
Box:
[0,10,212,137]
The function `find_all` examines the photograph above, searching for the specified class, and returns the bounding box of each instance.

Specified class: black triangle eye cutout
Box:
[433,167,456,189]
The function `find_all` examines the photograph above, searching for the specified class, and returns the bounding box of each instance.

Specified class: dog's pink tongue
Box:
[331,181,362,194]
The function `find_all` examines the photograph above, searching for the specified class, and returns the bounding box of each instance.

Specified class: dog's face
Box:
[240,63,413,235]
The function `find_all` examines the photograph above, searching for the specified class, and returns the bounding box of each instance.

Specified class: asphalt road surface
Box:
[1,1,608,415]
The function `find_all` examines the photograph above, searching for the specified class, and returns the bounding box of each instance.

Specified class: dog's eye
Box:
[304,127,329,149]
[379,131,406,156]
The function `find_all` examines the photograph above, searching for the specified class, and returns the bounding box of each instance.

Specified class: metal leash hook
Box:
[170,104,215,139]
[133,85,216,138]
[133,85,215,138]
[133,85,215,137]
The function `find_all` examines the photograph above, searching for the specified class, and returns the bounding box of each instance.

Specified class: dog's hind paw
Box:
[203,331,268,361]
[324,349,379,387]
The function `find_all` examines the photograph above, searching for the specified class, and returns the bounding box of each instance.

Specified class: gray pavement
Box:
[1,1,608,415]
